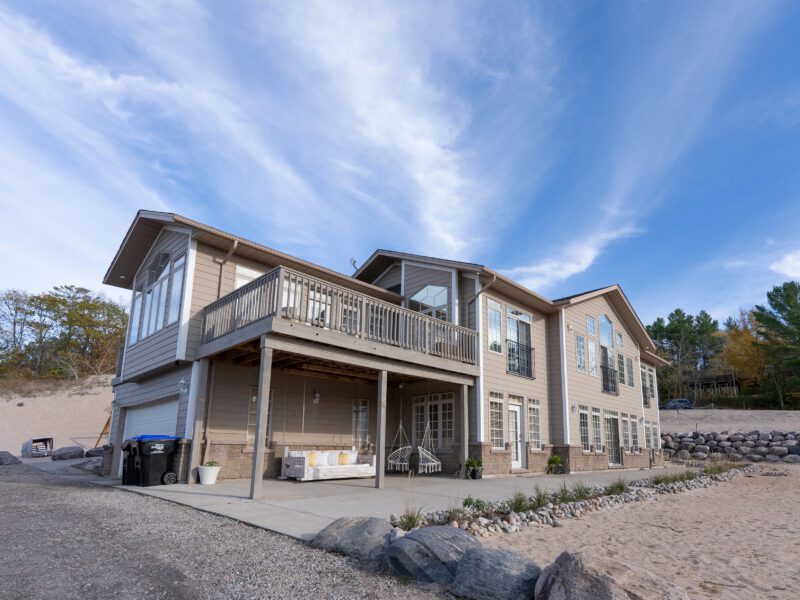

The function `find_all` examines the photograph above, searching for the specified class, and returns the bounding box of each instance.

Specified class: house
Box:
[104,210,669,497]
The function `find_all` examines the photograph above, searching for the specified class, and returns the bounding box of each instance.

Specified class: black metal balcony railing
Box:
[601,365,619,394]
[507,339,534,378]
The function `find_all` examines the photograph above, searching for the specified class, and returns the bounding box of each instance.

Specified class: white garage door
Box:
[123,398,179,440]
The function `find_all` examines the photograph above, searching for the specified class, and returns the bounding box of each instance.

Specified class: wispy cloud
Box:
[504,1,781,292]
[771,250,800,278]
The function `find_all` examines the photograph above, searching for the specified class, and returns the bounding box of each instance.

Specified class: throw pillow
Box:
[307,452,317,467]
[338,452,350,465]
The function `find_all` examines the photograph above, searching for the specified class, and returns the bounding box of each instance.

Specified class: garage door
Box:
[123,398,179,440]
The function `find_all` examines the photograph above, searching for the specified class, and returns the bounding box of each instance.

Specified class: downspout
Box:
[214,239,238,299]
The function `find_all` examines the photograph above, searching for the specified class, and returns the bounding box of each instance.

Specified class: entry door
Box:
[605,416,621,465]
[509,405,522,469]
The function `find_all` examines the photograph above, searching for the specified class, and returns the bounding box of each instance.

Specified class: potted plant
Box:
[546,455,565,474]
[466,457,483,479]
[197,460,221,485]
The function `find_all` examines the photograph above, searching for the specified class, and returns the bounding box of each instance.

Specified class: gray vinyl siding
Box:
[546,313,565,445]
[459,274,477,329]
[373,264,401,290]
[122,229,190,379]
[563,295,646,446]
[402,263,454,322]
[480,291,550,448]
[113,365,192,437]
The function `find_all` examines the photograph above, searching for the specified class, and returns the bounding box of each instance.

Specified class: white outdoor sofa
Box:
[280,448,376,482]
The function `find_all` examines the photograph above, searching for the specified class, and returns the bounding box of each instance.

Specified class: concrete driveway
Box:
[123,466,683,540]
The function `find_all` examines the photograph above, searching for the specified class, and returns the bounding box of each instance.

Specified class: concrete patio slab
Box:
[119,465,687,540]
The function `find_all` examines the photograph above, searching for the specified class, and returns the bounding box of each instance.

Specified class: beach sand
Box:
[484,466,800,599]
[0,376,112,453]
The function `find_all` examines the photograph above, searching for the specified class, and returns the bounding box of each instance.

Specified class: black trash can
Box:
[129,435,180,487]
[121,440,139,485]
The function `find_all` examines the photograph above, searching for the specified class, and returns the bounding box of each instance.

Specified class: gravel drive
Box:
[0,463,443,600]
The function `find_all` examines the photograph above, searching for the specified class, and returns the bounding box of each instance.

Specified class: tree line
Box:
[0,286,127,381]
[647,281,800,409]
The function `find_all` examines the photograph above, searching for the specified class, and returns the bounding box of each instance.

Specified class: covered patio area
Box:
[120,466,679,540]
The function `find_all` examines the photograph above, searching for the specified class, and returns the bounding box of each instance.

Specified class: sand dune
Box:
[485,466,800,599]
[0,376,112,454]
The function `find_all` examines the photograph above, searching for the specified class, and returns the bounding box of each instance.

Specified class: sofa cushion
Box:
[338,452,350,465]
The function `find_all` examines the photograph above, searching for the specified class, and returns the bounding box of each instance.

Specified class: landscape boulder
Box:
[534,551,689,600]
[450,548,541,600]
[746,454,764,462]
[769,447,789,456]
[384,525,481,584]
[84,447,105,458]
[312,517,393,561]
[50,446,85,461]
[782,454,800,463]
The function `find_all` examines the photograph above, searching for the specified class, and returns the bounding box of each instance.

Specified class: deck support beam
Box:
[250,338,274,499]
[375,370,388,489]
[461,384,469,477]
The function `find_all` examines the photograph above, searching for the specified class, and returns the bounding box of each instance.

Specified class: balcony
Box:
[202,266,478,367]
[601,365,619,395]
[507,339,534,378]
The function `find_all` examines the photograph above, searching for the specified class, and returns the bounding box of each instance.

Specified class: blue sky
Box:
[1,1,799,324]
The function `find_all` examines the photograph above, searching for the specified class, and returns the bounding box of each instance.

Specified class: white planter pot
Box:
[197,465,221,485]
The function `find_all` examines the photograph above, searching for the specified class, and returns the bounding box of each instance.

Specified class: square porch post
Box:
[187,358,210,485]
[375,369,388,489]
[249,340,274,500]
[461,384,469,477]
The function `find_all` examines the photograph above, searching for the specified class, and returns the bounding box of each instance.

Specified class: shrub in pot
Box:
[198,460,221,485]
[466,457,483,479]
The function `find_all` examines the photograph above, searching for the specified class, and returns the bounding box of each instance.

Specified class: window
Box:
[579,405,590,450]
[488,299,502,353]
[129,252,186,344]
[644,421,651,449]
[625,356,634,387]
[587,315,596,336]
[591,408,602,450]
[616,331,623,349]
[588,340,598,376]
[307,289,331,327]
[631,419,639,451]
[527,400,541,450]
[167,256,185,325]
[575,334,586,373]
[489,392,504,448]
[234,264,264,290]
[621,414,630,451]
[617,352,625,386]
[506,306,533,377]
[352,399,369,451]
[641,365,655,407]
[409,285,448,321]
[246,386,274,446]
[413,393,454,450]
[129,288,143,344]
[652,423,660,451]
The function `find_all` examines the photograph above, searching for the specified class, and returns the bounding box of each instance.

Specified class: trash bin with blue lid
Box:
[124,435,181,487]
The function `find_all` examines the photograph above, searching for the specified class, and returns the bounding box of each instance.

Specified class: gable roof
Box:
[103,210,403,303]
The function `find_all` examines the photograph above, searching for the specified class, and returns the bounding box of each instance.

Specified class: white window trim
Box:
[575,334,586,373]
[412,393,455,451]
[489,392,505,450]
[527,399,542,451]
[586,315,597,336]
[487,298,503,355]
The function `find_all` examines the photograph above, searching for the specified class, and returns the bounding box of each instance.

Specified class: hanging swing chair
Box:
[387,421,412,472]
[417,421,442,474]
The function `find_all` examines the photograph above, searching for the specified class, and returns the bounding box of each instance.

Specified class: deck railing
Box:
[202,266,478,365]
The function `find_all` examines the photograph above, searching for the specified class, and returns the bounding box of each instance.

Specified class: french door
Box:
[605,416,621,465]
[509,405,523,469]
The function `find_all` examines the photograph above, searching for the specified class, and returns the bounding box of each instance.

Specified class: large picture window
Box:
[489,392,504,448]
[412,393,454,450]
[488,299,502,353]
[129,252,186,345]
[409,285,448,321]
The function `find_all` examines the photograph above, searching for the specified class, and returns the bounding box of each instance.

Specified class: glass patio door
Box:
[605,416,621,465]
[509,405,522,469]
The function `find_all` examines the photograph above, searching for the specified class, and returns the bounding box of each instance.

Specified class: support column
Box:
[187,358,210,485]
[250,339,274,500]
[461,384,469,477]
[375,370,388,489]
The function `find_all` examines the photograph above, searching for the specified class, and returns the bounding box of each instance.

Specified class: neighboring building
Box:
[104,210,668,496]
